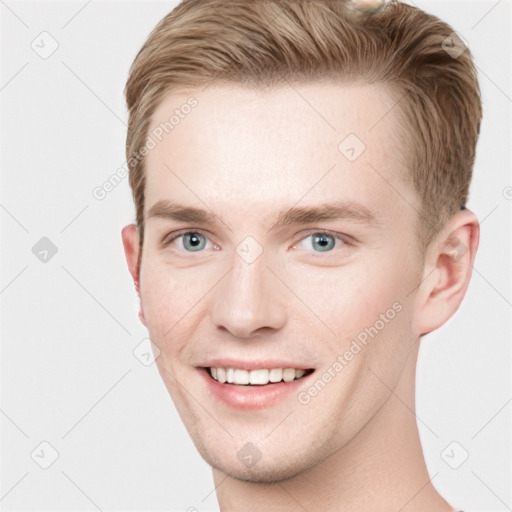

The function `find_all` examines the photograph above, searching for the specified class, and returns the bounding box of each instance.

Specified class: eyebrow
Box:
[146,199,380,230]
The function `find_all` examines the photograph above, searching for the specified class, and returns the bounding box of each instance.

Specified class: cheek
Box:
[340,255,418,374]
[139,261,203,351]
[306,250,418,357]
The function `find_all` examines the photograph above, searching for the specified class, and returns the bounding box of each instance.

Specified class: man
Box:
[121,0,481,510]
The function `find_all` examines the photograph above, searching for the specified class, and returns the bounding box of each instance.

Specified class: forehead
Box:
[143,82,416,225]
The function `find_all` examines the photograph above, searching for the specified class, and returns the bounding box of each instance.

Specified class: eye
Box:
[293,230,349,253]
[161,229,351,255]
[162,230,215,252]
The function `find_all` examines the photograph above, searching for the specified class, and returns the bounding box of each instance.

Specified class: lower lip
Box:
[198,368,315,410]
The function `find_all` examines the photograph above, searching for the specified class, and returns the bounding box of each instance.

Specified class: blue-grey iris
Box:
[312,234,335,252]
[183,233,206,251]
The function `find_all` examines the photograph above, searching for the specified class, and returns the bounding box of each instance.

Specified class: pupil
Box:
[314,234,334,251]
[185,233,205,251]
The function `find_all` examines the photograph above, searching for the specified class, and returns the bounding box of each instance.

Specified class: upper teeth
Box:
[209,367,307,385]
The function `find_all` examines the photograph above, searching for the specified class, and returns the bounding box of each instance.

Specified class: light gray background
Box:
[1,0,511,510]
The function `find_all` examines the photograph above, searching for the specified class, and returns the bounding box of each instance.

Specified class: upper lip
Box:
[198,359,315,370]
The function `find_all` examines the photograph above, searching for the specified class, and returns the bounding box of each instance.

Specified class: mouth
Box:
[198,364,317,410]
[202,366,316,386]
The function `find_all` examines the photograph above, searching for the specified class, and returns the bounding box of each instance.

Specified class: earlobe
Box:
[413,209,480,336]
[138,308,146,326]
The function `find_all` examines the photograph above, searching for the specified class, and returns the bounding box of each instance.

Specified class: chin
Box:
[211,460,307,484]
[198,438,330,484]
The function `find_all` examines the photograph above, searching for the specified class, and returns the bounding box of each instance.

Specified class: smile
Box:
[208,367,314,385]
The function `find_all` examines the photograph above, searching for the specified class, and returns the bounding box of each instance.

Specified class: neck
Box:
[213,342,457,512]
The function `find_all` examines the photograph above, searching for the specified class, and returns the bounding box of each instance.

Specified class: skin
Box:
[121,82,479,511]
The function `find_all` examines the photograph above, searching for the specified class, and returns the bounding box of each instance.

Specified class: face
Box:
[131,82,426,482]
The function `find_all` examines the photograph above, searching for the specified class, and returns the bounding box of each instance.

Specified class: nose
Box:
[210,250,287,339]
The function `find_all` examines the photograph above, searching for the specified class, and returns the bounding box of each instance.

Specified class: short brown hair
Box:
[125,0,482,251]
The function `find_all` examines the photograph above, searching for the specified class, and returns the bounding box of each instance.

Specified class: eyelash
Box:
[161,229,352,255]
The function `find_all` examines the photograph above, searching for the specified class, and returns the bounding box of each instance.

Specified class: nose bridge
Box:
[210,244,286,337]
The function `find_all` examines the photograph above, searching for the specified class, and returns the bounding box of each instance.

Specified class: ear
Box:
[121,224,146,326]
[412,208,479,336]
